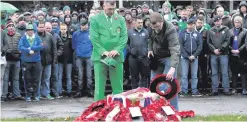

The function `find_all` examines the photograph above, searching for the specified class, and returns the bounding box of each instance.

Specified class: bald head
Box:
[45,22,52,33]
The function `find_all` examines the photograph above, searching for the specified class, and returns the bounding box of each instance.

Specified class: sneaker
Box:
[26,97,32,102]
[46,95,54,100]
[242,89,247,95]
[33,97,40,102]
[224,92,232,96]
[40,96,47,100]
[209,92,219,96]
[192,92,203,97]
[231,89,237,94]
[55,95,62,99]
[179,92,188,97]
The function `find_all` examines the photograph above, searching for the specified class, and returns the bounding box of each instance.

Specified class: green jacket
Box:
[89,11,128,62]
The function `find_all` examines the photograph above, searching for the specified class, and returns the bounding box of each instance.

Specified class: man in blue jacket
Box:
[18,23,43,102]
[179,19,202,97]
[72,19,93,98]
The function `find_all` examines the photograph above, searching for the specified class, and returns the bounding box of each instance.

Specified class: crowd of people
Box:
[1,0,247,103]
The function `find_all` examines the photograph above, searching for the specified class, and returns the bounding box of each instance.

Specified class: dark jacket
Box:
[239,1,247,29]
[50,31,64,63]
[229,28,247,60]
[38,32,56,66]
[127,28,149,58]
[16,24,26,36]
[72,30,92,58]
[149,20,180,68]
[58,32,73,64]
[18,34,43,62]
[179,29,202,59]
[195,26,209,55]
[207,25,231,55]
[2,32,22,61]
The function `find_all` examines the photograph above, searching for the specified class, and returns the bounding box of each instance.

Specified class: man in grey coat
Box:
[148,12,180,110]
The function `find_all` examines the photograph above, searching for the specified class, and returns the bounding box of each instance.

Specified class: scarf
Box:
[232,28,240,50]
[27,35,35,45]
[7,30,15,36]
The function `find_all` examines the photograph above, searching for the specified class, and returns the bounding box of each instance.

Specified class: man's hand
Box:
[214,49,220,55]
[166,67,175,80]
[231,50,240,54]
[29,50,34,55]
[189,55,195,61]
[102,51,110,57]
[148,51,154,58]
[108,50,119,57]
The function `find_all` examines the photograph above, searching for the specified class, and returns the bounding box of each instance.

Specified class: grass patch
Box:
[1,115,247,121]
[183,115,247,121]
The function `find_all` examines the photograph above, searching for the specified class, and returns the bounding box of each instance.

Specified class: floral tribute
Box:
[74,88,194,121]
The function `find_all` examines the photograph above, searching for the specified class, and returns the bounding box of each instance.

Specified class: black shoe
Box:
[67,93,72,98]
[73,92,82,98]
[14,96,25,100]
[224,92,232,96]
[209,92,219,96]
[1,97,7,102]
[87,92,94,98]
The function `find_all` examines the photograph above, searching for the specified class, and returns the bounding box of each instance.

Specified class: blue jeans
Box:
[181,57,199,94]
[210,55,230,93]
[2,61,21,98]
[76,58,93,92]
[58,63,72,94]
[40,65,51,97]
[151,57,179,111]
[51,64,59,96]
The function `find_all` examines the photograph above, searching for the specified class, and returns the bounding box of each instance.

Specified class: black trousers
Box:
[229,56,247,89]
[129,55,150,89]
[22,62,42,98]
[198,55,209,90]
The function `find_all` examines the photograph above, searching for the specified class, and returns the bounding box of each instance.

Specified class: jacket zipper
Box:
[190,33,192,56]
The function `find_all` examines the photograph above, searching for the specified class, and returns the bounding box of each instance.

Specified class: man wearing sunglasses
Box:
[148,12,180,110]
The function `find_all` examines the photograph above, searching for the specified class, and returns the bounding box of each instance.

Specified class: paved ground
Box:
[1,95,247,119]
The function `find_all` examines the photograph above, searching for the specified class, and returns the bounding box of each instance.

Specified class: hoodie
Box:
[72,29,92,58]
[179,29,202,59]
[239,1,247,29]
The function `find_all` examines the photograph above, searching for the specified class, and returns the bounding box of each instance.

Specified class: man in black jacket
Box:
[45,22,64,98]
[229,16,247,95]
[207,15,231,96]
[1,20,24,102]
[37,21,56,100]
[127,15,150,89]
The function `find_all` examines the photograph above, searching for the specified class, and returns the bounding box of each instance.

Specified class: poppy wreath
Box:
[141,97,170,121]
[150,74,180,100]
[98,101,132,121]
[74,100,107,121]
